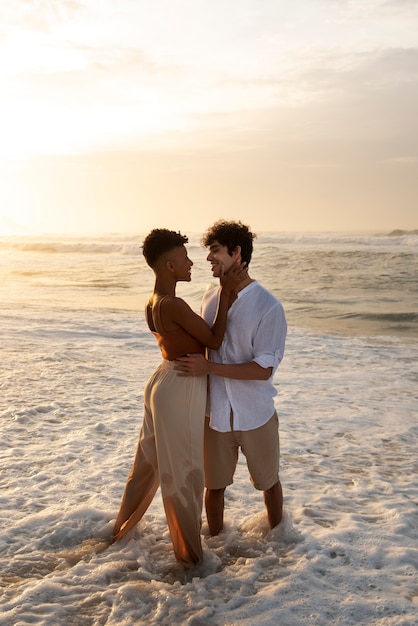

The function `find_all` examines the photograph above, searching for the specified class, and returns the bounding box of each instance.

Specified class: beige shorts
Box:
[204,411,280,491]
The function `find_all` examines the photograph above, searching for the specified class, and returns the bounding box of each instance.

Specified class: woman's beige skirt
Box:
[112,360,207,566]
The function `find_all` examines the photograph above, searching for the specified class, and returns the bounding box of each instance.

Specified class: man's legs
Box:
[239,413,283,528]
[263,479,283,529]
[205,487,225,536]
[206,479,283,535]
[204,417,237,537]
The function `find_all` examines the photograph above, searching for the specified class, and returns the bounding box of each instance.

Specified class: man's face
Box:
[206,240,239,277]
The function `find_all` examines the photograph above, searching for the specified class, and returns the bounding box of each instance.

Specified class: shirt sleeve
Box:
[252,302,287,371]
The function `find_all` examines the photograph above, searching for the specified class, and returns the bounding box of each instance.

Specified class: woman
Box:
[112,228,245,567]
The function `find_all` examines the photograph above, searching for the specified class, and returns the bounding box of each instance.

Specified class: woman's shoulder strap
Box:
[152,295,170,332]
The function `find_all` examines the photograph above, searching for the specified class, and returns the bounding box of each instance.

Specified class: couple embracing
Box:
[112,220,287,569]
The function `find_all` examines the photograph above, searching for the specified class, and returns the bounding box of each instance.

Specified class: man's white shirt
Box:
[202,281,287,432]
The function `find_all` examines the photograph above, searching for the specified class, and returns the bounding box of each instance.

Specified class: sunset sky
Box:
[0,0,417,235]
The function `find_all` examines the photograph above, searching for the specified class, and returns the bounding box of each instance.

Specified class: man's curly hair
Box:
[202,220,256,266]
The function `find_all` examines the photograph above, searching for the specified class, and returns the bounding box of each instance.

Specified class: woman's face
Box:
[168,245,193,282]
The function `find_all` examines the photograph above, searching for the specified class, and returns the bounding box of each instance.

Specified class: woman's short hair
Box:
[142,229,188,268]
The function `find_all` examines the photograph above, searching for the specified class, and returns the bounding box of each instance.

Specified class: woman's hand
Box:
[219,260,248,292]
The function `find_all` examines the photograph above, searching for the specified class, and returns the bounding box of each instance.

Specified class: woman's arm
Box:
[167,260,246,349]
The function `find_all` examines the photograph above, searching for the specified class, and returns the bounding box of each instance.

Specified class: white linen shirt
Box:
[202,281,287,432]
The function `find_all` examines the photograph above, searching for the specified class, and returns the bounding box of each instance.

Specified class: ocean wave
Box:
[0,237,142,255]
[256,231,418,248]
[339,312,418,323]
[387,229,418,237]
[1,231,418,253]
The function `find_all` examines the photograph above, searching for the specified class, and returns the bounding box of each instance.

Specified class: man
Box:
[175,220,287,536]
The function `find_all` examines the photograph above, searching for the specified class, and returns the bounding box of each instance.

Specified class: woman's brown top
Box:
[148,296,205,361]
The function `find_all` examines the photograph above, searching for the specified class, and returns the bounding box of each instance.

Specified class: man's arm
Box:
[174,353,272,380]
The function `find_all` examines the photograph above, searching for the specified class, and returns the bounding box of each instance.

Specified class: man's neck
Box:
[234,275,254,293]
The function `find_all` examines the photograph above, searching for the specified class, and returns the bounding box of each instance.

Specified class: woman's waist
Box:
[159,359,177,370]
[154,332,204,359]
[159,356,204,370]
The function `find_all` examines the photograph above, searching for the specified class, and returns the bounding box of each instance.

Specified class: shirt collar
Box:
[237,280,258,299]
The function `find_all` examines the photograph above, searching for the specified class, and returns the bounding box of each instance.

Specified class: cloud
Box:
[0,0,84,33]
[2,1,418,163]
[382,0,418,11]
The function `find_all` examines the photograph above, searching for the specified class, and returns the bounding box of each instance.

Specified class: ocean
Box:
[0,231,417,625]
